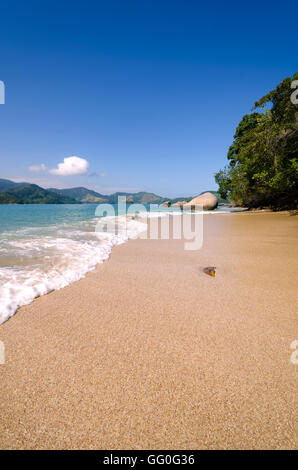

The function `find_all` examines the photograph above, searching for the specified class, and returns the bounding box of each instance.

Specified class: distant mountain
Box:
[0,179,77,204]
[107,191,168,204]
[48,187,108,203]
[0,180,168,205]
[0,178,228,205]
[169,196,193,204]
[0,178,20,191]
[48,187,168,204]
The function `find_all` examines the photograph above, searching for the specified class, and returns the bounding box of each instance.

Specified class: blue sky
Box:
[0,0,297,197]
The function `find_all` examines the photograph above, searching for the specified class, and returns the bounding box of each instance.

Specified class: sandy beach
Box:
[0,212,297,450]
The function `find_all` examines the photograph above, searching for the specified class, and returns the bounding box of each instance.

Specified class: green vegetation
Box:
[0,179,224,206]
[215,73,298,209]
[0,178,22,191]
[0,181,172,205]
[0,192,20,204]
[48,188,169,204]
[0,181,77,204]
[48,187,108,203]
[107,191,168,205]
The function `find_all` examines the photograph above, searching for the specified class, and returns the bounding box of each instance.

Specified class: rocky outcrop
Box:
[184,192,218,211]
[172,200,187,208]
[162,201,171,207]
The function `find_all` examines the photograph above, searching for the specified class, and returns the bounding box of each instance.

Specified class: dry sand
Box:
[0,212,297,449]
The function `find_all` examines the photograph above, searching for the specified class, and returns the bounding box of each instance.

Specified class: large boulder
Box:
[172,200,187,208]
[184,192,218,211]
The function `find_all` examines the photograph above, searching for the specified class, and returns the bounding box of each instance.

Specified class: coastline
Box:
[0,212,297,449]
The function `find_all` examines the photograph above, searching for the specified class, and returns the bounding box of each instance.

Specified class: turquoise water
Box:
[0,204,106,233]
[0,203,230,323]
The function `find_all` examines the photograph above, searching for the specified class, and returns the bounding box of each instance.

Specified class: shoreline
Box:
[0,208,293,325]
[0,212,297,449]
[0,208,234,325]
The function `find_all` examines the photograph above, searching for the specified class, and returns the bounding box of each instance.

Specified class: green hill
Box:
[48,188,168,204]
[0,180,78,204]
[107,191,168,204]
[0,179,228,205]
[48,187,109,203]
[0,192,20,203]
[0,180,168,205]
[0,178,20,191]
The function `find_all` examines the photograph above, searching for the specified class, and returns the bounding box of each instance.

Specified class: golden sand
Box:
[0,212,297,449]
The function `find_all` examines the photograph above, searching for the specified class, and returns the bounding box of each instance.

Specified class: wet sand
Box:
[0,212,297,449]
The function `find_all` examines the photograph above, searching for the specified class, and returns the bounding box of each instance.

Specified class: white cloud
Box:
[49,156,89,176]
[29,164,47,172]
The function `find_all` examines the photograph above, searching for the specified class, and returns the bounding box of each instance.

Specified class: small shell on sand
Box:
[203,266,216,277]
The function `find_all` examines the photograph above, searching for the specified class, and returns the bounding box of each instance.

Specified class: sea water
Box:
[0,203,230,323]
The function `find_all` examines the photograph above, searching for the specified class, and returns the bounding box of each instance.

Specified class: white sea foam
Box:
[0,208,231,324]
[0,215,147,324]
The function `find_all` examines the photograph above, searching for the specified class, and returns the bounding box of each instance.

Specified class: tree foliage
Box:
[215,73,298,209]
[0,183,78,204]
